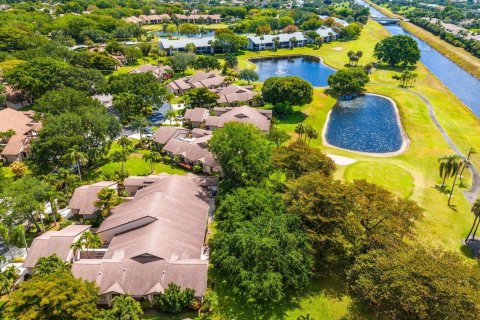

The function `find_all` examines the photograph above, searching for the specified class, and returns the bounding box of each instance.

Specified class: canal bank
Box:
[364,0,480,79]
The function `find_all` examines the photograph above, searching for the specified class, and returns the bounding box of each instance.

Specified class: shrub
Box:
[193,164,203,173]
[59,219,73,230]
[156,283,195,313]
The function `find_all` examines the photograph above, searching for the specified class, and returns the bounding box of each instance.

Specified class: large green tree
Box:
[327,67,369,97]
[210,186,313,303]
[5,57,105,99]
[285,173,422,273]
[6,272,99,320]
[194,56,221,72]
[374,35,421,66]
[184,87,219,108]
[273,141,336,179]
[208,123,273,191]
[262,76,313,106]
[34,254,70,276]
[348,246,480,320]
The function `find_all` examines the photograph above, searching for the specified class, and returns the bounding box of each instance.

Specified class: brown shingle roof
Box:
[152,126,189,145]
[0,108,40,157]
[22,225,91,268]
[69,181,117,216]
[184,108,209,123]
[204,106,271,132]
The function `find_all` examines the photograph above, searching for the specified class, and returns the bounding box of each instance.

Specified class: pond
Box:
[251,55,336,87]
[324,94,408,154]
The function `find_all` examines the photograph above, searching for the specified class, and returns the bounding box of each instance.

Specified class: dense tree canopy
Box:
[210,186,313,303]
[374,35,421,66]
[273,141,336,179]
[285,173,422,273]
[184,87,219,108]
[262,76,313,106]
[208,123,273,191]
[5,57,105,99]
[6,272,99,320]
[29,91,121,172]
[348,247,480,320]
[327,67,369,97]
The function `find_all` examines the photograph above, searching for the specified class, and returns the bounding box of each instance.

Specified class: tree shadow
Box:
[211,270,350,320]
[274,110,308,126]
[374,64,417,73]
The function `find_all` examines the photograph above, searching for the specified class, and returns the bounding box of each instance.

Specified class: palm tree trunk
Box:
[466,215,478,243]
[76,160,82,182]
[23,231,28,254]
[459,163,467,183]
[448,169,460,205]
[473,218,480,241]
[441,174,447,187]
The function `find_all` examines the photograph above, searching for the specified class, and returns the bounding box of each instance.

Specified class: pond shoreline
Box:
[322,93,410,157]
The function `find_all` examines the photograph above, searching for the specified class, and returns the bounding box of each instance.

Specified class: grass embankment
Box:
[221,19,480,319]
[366,0,480,79]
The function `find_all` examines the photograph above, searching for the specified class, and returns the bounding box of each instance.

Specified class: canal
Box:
[358,0,480,118]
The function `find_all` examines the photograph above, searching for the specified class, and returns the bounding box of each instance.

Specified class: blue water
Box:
[253,56,336,87]
[359,0,480,118]
[325,95,404,153]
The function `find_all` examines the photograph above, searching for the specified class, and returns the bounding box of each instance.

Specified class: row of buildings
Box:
[159,27,339,55]
[24,173,216,305]
[125,14,222,25]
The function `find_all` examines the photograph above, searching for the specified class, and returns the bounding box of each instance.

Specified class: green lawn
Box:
[85,140,187,180]
[221,19,480,320]
[344,161,414,198]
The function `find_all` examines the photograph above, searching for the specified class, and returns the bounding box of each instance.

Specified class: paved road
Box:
[370,82,480,204]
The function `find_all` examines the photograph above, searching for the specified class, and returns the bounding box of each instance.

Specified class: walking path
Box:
[371,82,480,203]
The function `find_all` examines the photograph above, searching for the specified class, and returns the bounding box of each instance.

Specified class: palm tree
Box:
[306,128,319,144]
[112,150,130,171]
[71,239,84,261]
[62,147,88,182]
[94,187,118,218]
[3,265,19,294]
[142,151,161,173]
[35,202,46,233]
[0,224,14,260]
[259,35,264,49]
[459,147,477,183]
[79,231,103,259]
[465,198,480,242]
[347,50,355,65]
[295,123,307,140]
[273,37,280,51]
[110,294,144,320]
[130,115,150,141]
[289,36,297,49]
[438,154,461,187]
[447,155,464,205]
[165,109,176,126]
[11,225,28,254]
[118,136,133,151]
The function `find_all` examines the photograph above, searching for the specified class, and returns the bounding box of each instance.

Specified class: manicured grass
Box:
[211,272,351,320]
[91,140,187,178]
[344,161,414,198]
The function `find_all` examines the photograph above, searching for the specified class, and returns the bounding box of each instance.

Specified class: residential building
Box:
[316,27,339,42]
[139,14,171,24]
[166,72,226,94]
[159,37,216,55]
[69,181,118,219]
[155,127,220,173]
[175,14,221,24]
[184,108,210,128]
[128,64,173,80]
[246,32,307,50]
[72,174,215,305]
[22,225,91,275]
[25,174,216,305]
[0,108,41,163]
[4,85,33,110]
[213,84,259,107]
[184,106,272,132]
